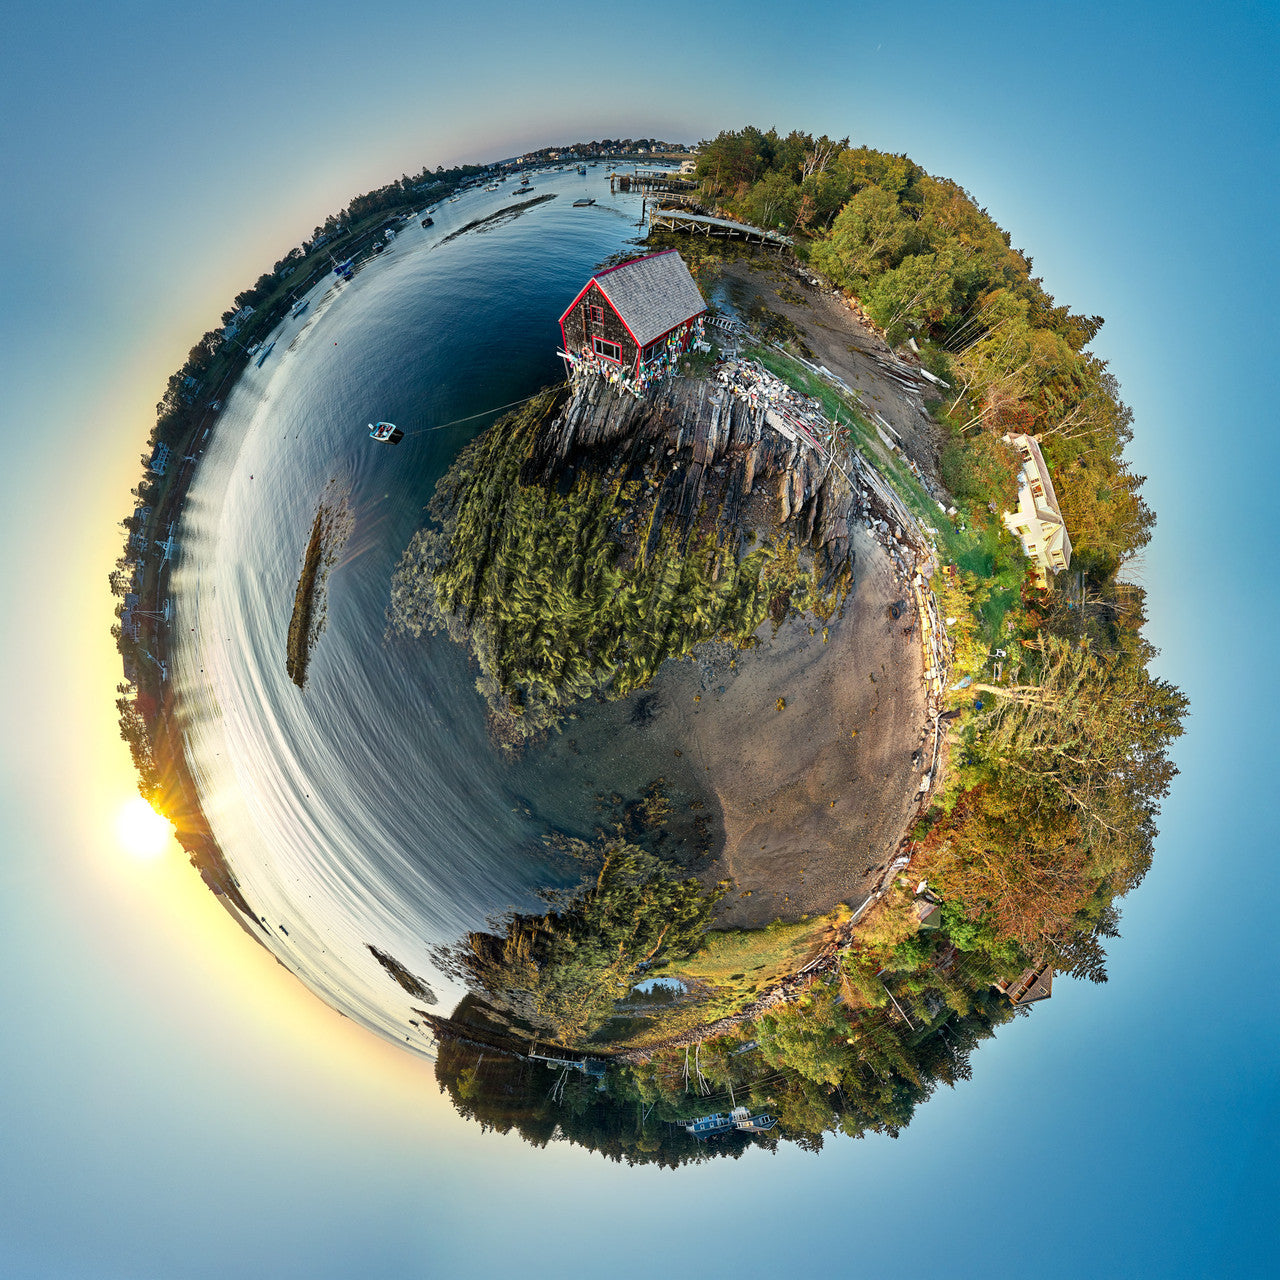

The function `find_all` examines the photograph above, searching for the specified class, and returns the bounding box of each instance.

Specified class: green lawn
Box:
[590,912,842,1051]
[653,912,839,1005]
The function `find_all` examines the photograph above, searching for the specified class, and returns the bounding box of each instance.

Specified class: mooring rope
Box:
[398,392,547,438]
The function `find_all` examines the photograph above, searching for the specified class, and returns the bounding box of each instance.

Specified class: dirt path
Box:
[711,258,948,489]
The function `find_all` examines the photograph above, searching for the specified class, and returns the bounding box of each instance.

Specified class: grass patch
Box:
[656,911,841,998]
[590,911,846,1052]
[286,509,326,688]
[285,483,352,690]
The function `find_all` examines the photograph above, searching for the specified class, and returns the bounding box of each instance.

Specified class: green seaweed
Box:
[390,389,839,745]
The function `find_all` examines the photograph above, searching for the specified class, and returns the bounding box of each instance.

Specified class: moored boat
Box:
[368,421,403,444]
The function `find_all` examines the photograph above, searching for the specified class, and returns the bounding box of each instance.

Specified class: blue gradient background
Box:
[1,2,1275,1276]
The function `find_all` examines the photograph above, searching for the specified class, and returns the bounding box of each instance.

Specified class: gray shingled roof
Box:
[593,250,706,347]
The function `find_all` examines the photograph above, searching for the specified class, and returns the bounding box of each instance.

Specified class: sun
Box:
[116,796,173,860]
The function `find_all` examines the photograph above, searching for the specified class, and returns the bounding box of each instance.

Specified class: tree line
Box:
[689,127,1185,992]
[694,126,1148,567]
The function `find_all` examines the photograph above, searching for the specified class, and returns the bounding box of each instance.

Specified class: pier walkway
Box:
[649,208,792,251]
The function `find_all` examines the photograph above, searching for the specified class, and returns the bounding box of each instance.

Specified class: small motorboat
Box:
[421,215,434,227]
[573,198,595,207]
[255,341,276,367]
[369,421,404,444]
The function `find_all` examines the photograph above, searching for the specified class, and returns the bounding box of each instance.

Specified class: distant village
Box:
[508,138,694,165]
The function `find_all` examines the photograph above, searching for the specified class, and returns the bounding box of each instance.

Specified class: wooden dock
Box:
[611,169,697,195]
[649,207,792,252]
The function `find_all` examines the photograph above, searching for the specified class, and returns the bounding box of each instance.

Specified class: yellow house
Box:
[1002,433,1072,588]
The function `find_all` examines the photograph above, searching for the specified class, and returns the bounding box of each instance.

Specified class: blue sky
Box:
[1,1,1276,1276]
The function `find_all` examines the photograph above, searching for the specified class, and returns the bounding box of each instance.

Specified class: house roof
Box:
[588,250,706,347]
[1004,432,1073,571]
[995,964,1054,1005]
[914,898,941,929]
[1016,967,1053,1003]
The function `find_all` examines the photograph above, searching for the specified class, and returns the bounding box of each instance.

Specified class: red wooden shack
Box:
[558,249,707,381]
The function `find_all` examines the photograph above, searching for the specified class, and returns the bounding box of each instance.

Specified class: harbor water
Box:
[169,169,685,1051]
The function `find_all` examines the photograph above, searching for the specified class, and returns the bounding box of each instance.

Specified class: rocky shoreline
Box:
[393,363,946,935]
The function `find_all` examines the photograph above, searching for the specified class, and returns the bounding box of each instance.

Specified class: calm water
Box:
[169,170,675,1051]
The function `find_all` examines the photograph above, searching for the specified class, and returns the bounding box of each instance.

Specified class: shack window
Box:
[642,341,660,362]
[587,304,605,324]
[593,337,621,362]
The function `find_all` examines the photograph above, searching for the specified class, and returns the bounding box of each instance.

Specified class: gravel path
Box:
[713,259,948,489]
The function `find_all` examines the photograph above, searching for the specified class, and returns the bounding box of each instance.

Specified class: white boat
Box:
[255,341,275,367]
[368,421,403,444]
[290,298,309,318]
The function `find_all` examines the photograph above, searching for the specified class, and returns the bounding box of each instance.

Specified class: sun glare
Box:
[116,796,172,859]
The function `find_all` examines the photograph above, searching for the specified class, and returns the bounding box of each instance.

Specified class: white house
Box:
[222,305,255,341]
[1002,433,1071,588]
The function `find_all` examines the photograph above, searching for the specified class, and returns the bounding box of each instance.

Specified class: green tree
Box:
[744,170,801,230]
[756,983,854,1087]
[809,184,911,287]
[862,248,964,345]
[434,842,723,1046]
